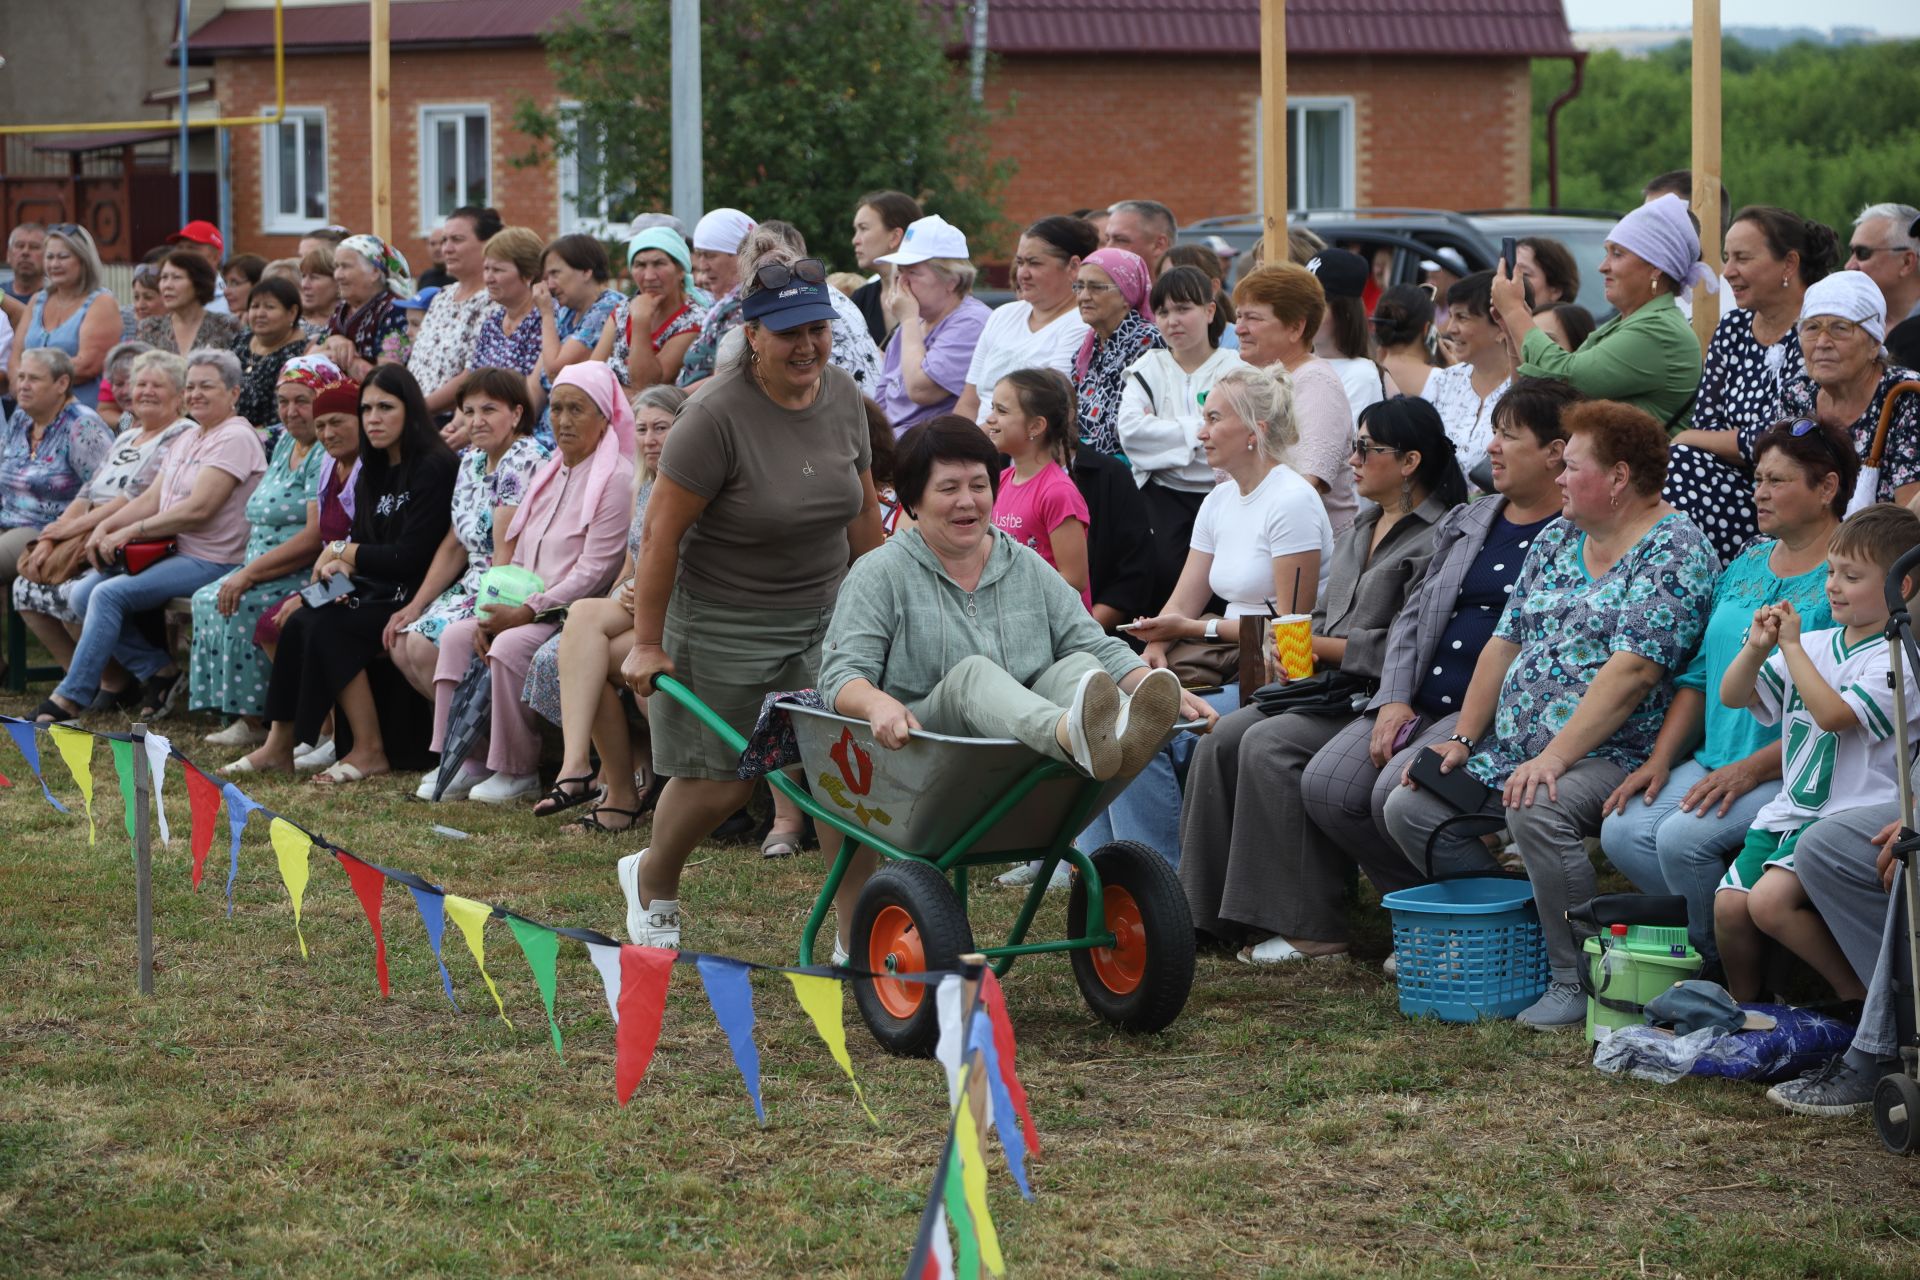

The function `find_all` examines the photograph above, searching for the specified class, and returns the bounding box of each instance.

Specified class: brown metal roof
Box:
[930,0,1577,58]
[189,0,584,56]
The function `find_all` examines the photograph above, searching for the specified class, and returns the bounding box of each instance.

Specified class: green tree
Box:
[515,0,1011,269]
[1532,39,1920,236]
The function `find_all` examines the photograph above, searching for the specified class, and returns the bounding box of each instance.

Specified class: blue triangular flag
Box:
[695,954,765,1124]
[969,1008,1032,1199]
[405,884,459,1008]
[220,783,262,916]
[2,718,68,812]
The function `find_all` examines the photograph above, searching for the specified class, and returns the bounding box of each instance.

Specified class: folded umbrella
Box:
[433,655,492,802]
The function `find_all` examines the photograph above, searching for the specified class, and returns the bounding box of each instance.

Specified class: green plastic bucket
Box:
[1583,925,1703,1042]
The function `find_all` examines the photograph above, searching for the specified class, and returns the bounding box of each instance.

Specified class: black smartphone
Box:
[1408,746,1493,814]
[1501,236,1518,278]
[298,574,354,609]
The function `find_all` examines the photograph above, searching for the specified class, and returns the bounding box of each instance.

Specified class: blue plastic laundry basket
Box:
[1381,878,1549,1022]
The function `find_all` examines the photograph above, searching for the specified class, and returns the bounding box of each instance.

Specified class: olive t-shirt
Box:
[660,361,871,608]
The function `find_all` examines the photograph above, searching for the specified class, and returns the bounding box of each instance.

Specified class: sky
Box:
[1563,0,1920,37]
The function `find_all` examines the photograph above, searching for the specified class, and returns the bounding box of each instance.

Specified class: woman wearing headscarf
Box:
[1073,247,1166,455]
[1491,194,1709,433]
[676,207,757,388]
[324,234,413,381]
[417,361,634,804]
[1775,272,1920,507]
[606,226,707,390]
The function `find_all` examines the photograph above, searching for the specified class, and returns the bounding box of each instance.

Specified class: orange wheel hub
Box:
[1089,886,1145,995]
[867,904,927,1019]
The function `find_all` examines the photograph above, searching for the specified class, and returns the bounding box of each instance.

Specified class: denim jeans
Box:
[1078,684,1241,868]
[57,554,234,705]
[1596,757,1771,967]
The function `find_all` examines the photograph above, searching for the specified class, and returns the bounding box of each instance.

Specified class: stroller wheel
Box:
[1873,1072,1920,1155]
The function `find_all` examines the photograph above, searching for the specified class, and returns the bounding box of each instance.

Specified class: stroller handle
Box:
[1888,544,1920,615]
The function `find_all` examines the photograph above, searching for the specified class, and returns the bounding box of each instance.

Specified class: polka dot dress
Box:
[1663,310,1803,566]
[1412,510,1559,719]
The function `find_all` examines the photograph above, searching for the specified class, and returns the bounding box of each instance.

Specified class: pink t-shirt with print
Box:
[156,416,267,563]
[994,460,1092,609]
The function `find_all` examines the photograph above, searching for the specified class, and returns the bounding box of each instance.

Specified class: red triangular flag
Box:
[336,851,391,997]
[0,770,12,788]
[181,762,224,890]
[979,968,1039,1155]
[614,946,676,1105]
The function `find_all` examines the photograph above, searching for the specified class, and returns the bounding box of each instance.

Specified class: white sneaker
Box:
[415,760,489,801]
[617,848,683,947]
[294,738,337,772]
[1116,667,1182,776]
[206,719,267,748]
[1063,669,1122,780]
[468,771,538,805]
[831,941,850,967]
[993,860,1071,890]
[1382,951,1399,981]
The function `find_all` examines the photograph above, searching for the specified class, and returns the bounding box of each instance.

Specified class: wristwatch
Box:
[1204,619,1221,640]
[327,539,350,559]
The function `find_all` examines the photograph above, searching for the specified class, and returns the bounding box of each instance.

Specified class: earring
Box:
[1782,274,1792,289]
[1611,489,1621,510]
[1650,274,1660,294]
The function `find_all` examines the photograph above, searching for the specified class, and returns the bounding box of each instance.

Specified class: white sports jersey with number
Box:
[1750,627,1920,832]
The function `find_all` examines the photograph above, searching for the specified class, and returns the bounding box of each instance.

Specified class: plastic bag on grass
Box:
[1593,1004,1855,1084]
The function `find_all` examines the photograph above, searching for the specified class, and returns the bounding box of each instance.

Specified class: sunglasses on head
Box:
[753,258,826,291]
[1787,417,1850,476]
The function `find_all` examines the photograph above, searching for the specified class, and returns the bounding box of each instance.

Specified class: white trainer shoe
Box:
[468,771,538,805]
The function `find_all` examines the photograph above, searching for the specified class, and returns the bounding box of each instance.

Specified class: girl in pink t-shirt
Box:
[986,370,1091,608]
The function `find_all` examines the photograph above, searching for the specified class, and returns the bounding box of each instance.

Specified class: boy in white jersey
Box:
[1717,504,1920,1003]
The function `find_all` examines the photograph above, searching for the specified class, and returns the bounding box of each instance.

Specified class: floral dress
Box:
[1075,312,1166,456]
[403,436,550,643]
[0,402,115,531]
[230,332,310,428]
[470,303,543,375]
[1466,514,1720,788]
[137,309,244,356]
[524,481,649,726]
[609,297,707,386]
[1662,311,1805,564]
[676,288,744,387]
[1770,363,1920,507]
[407,286,494,396]
[187,433,329,716]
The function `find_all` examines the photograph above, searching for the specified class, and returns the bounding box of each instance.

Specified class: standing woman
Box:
[1374,283,1441,399]
[229,365,457,782]
[324,234,414,380]
[606,226,706,390]
[10,225,121,409]
[952,215,1095,423]
[229,276,309,428]
[874,215,990,435]
[1071,247,1166,456]
[1665,207,1838,563]
[139,251,244,357]
[533,233,621,405]
[1421,270,1528,485]
[848,190,922,346]
[617,258,886,947]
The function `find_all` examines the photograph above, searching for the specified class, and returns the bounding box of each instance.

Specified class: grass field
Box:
[4,697,1920,1279]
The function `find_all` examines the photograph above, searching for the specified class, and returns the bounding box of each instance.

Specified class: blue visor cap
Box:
[741,279,838,332]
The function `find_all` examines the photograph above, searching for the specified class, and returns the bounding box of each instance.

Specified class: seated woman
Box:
[386,370,549,706]
[1776,272,1920,506]
[1382,400,1720,1028]
[227,365,457,781]
[36,348,267,723]
[13,350,192,683]
[1600,418,1848,968]
[462,226,547,426]
[1178,397,1467,962]
[952,215,1094,424]
[1070,247,1165,455]
[1373,283,1440,399]
[297,246,340,346]
[874,215,990,434]
[1515,236,1580,310]
[534,233,622,408]
[188,357,351,745]
[417,362,632,804]
[675,207,755,389]
[524,384,685,829]
[605,226,706,390]
[1232,264,1357,534]
[138,251,243,356]
[1536,303,1596,353]
[1422,270,1529,485]
[1117,265,1247,610]
[229,276,310,429]
[325,235,414,381]
[1308,247,1399,426]
[1493,195,1708,432]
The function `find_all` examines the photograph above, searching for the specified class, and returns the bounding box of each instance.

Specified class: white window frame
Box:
[555,100,615,238]
[259,106,328,234]
[417,104,492,234]
[1254,96,1357,213]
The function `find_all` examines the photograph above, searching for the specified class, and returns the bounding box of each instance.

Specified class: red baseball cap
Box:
[168,220,224,252]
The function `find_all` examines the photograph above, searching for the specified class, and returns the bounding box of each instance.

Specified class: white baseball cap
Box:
[876,214,970,266]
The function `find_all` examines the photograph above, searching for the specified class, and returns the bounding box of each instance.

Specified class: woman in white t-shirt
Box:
[952,215,1095,424]
[1308,248,1399,429]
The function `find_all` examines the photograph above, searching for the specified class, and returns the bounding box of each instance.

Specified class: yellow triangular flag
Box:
[784,972,878,1126]
[954,1061,1005,1275]
[269,817,312,959]
[444,895,512,1027]
[47,725,96,845]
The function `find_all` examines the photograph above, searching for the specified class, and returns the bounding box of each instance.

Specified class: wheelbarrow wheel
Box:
[1873,1072,1920,1155]
[850,860,975,1058]
[1067,841,1195,1034]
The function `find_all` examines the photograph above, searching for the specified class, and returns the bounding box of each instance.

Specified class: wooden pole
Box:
[1260,0,1288,258]
[1690,0,1721,356]
[370,0,392,242]
[132,722,155,996]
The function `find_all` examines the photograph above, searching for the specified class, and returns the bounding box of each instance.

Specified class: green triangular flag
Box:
[943,1140,979,1279]
[108,738,138,853]
[504,915,563,1056]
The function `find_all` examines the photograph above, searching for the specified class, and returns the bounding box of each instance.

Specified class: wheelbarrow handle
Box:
[649,674,752,755]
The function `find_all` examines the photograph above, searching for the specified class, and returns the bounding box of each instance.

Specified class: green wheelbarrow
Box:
[653,675,1198,1056]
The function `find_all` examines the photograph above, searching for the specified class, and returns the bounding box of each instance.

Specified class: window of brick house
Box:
[1255,97,1356,212]
[419,106,490,231]
[556,102,615,237]
[260,108,327,233]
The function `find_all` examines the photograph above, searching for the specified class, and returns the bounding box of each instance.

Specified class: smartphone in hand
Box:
[1408,746,1493,814]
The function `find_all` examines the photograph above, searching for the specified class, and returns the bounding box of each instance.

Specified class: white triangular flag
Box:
[142,732,172,846]
[585,941,622,1022]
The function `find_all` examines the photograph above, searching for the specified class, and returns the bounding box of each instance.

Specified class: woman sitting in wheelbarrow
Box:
[818,415,1217,783]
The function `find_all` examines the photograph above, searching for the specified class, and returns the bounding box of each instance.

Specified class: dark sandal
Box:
[31,697,75,726]
[136,671,182,719]
[563,806,643,835]
[635,773,668,816]
[533,774,601,819]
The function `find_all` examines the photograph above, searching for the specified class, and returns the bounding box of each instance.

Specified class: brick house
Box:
[189,0,1578,267]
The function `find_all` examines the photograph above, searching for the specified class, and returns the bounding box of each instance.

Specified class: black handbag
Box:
[1248,670,1375,718]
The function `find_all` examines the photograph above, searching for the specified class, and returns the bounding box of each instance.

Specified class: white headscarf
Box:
[1800,271,1889,344]
[691,208,756,255]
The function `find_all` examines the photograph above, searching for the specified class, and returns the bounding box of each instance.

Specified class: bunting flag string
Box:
[696,954,767,1125]
[222,783,261,914]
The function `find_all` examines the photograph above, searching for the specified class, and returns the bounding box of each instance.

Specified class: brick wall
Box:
[978,55,1534,251]
[216,47,566,268]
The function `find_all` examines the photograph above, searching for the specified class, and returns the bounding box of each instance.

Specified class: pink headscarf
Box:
[1074,247,1155,380]
[506,362,635,543]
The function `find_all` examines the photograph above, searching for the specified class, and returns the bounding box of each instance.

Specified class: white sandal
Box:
[1238,936,1350,966]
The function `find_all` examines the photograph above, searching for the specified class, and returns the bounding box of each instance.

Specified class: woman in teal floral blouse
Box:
[1383,399,1721,1029]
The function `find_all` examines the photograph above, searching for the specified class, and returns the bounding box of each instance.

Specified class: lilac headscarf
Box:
[1074,247,1155,379]
[1608,194,1718,296]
